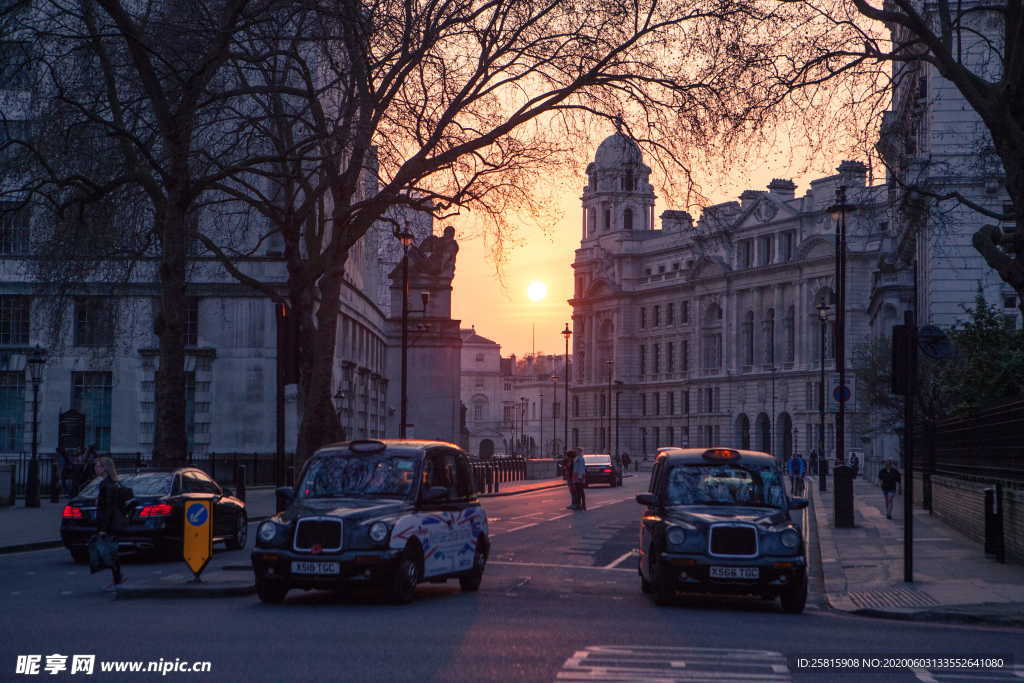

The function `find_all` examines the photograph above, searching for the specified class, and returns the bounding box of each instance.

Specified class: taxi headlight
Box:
[666,527,687,547]
[258,521,280,543]
[780,529,801,549]
[369,521,390,543]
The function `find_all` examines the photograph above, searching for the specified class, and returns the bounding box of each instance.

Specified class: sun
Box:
[526,281,548,302]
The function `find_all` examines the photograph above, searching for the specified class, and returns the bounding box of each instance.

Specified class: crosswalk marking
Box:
[557,645,790,682]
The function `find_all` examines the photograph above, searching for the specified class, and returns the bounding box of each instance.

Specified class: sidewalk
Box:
[809,475,1024,627]
[0,478,568,554]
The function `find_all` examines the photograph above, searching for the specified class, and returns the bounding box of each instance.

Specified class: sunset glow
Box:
[526,281,548,301]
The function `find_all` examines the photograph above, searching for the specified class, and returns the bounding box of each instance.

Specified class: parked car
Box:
[582,453,622,487]
[60,468,248,563]
[251,439,489,604]
[636,447,808,613]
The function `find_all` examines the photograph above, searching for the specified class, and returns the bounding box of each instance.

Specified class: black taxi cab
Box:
[636,447,808,613]
[251,440,489,604]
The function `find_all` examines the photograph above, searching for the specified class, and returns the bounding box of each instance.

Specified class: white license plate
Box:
[709,566,759,579]
[291,561,340,576]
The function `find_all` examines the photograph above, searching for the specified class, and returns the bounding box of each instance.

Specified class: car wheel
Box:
[652,560,676,606]
[459,539,488,592]
[226,512,247,550]
[779,576,807,614]
[70,549,89,564]
[256,577,288,604]
[389,550,421,604]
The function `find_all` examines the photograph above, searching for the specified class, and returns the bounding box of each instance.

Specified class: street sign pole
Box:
[903,310,916,583]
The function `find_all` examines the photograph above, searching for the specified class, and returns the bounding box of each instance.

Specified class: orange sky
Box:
[449,136,852,358]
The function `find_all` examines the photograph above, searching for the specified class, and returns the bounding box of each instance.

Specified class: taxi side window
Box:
[649,461,664,493]
[423,452,458,499]
[454,454,474,500]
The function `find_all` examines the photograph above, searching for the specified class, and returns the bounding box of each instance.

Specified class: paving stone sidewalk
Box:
[808,474,1024,627]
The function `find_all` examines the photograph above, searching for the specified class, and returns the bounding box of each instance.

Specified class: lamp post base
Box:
[24,457,41,508]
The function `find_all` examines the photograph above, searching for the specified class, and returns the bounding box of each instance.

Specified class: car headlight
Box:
[369,521,390,543]
[258,522,280,543]
[666,526,686,547]
[780,529,801,549]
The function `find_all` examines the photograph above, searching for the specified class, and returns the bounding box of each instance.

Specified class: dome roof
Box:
[593,132,643,167]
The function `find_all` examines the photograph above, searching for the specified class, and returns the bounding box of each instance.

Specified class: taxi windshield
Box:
[663,463,786,508]
[299,452,418,499]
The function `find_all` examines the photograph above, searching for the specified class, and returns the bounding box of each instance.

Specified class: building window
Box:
[475,353,485,362]
[667,426,674,446]
[653,344,660,374]
[640,427,647,455]
[683,389,690,414]
[639,345,646,376]
[743,311,754,366]
[624,171,635,191]
[703,333,722,371]
[504,405,514,423]
[640,393,647,416]
[572,428,579,448]
[759,235,774,266]
[504,382,512,392]
[0,204,29,255]
[0,371,25,450]
[667,302,675,325]
[553,401,560,419]
[785,306,795,363]
[624,208,633,231]
[668,390,675,415]
[682,339,689,372]
[604,208,611,231]
[653,305,661,327]
[764,308,776,366]
[72,372,113,452]
[667,342,675,373]
[739,240,753,269]
[74,298,115,347]
[780,231,795,262]
[653,392,660,416]
[474,403,484,420]
[184,297,199,346]
[572,395,580,417]
[0,295,30,345]
[640,308,646,329]
[681,301,690,324]
[653,426,660,447]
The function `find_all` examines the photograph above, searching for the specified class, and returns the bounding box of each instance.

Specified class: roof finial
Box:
[613,113,623,134]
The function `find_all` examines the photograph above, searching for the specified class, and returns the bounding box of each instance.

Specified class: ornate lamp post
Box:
[24,346,46,508]
[614,380,623,461]
[550,376,557,457]
[816,301,831,492]
[827,186,851,467]
[520,396,527,455]
[394,227,415,439]
[605,360,614,453]
[561,323,572,453]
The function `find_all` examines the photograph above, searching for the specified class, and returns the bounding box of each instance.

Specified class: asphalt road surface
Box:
[2,475,1021,682]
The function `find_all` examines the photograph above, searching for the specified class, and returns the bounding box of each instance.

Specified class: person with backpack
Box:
[788,452,807,496]
[93,456,128,589]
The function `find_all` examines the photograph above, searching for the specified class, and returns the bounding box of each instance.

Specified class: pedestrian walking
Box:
[56,447,75,499]
[93,456,128,589]
[787,452,807,496]
[878,459,902,519]
[563,451,577,509]
[621,452,631,473]
[849,452,860,478]
[571,450,587,511]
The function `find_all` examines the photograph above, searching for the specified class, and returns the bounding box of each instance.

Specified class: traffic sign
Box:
[917,324,955,359]
[833,385,851,403]
[183,500,212,579]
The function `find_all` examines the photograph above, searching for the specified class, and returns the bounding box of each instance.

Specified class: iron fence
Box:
[915,398,1024,485]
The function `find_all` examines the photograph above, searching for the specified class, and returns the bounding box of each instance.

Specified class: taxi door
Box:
[638,459,666,582]
[418,449,470,577]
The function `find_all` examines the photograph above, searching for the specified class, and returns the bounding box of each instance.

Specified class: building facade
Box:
[568,133,890,463]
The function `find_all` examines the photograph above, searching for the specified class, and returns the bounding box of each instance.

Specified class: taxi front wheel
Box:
[256,578,288,604]
[779,576,807,614]
[459,542,487,592]
[652,561,676,606]
[389,551,421,604]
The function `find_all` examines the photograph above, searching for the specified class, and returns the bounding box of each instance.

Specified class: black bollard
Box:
[235,464,247,503]
[50,462,60,502]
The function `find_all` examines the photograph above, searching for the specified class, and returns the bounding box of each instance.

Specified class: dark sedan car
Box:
[636,447,808,613]
[582,453,622,487]
[252,439,489,605]
[61,468,247,563]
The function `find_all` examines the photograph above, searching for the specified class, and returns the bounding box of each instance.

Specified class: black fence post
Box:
[50,461,60,502]
[235,464,247,502]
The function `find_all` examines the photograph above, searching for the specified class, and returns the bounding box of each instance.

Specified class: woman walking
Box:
[94,457,126,589]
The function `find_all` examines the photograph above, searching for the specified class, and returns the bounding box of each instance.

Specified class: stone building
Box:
[568,133,890,463]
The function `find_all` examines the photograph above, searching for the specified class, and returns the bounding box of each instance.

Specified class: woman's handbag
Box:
[87,534,119,574]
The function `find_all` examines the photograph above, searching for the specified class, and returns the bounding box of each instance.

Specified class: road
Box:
[2,475,1021,682]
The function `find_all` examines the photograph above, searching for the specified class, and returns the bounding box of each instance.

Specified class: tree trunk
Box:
[154,200,189,467]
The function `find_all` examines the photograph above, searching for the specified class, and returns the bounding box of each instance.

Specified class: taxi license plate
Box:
[291,561,340,576]
[710,566,759,579]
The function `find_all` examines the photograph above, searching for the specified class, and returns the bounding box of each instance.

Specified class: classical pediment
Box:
[736,197,798,229]
[796,235,836,260]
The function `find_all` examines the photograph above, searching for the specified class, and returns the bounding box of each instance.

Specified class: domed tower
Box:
[581,131,656,241]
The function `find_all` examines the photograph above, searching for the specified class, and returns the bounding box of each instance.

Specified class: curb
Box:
[0,540,64,554]
[480,481,566,497]
[842,605,1024,628]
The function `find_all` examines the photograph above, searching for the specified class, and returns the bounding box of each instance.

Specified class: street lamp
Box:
[24,346,46,508]
[561,323,571,453]
[614,380,623,462]
[550,376,557,457]
[395,226,415,439]
[539,391,544,461]
[826,186,851,467]
[816,301,831,492]
[520,396,528,456]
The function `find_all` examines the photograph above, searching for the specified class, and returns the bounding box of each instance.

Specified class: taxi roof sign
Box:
[702,448,740,461]
[348,440,387,453]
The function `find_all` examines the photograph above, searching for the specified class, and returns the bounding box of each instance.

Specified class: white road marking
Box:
[558,645,791,682]
[490,560,634,573]
[59,590,72,596]
[501,522,539,534]
[603,550,635,569]
[914,670,938,682]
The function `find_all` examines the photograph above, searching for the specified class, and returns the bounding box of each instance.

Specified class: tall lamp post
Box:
[394,227,415,438]
[817,301,830,492]
[539,392,544,461]
[24,346,46,508]
[827,186,850,467]
[561,323,572,453]
[520,396,527,456]
[614,380,623,461]
[550,376,557,457]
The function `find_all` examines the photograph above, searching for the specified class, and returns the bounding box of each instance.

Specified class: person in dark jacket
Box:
[94,456,125,589]
[878,460,902,519]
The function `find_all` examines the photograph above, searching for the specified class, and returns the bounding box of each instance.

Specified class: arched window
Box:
[588,208,596,236]
[604,208,611,231]
[623,208,633,231]
[785,306,795,363]
[743,311,754,366]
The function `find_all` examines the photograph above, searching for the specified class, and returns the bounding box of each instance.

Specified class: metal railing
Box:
[470,456,527,495]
